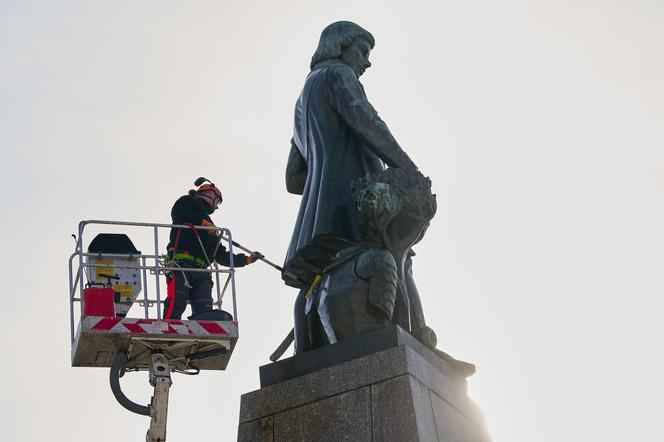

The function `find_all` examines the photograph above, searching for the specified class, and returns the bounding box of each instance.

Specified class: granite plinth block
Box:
[259,324,452,387]
[238,326,491,441]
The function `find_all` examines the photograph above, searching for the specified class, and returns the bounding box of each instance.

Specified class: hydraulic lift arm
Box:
[109,352,172,442]
[146,354,172,442]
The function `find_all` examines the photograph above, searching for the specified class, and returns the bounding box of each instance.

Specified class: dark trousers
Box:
[404,254,426,331]
[164,262,213,320]
[293,286,308,353]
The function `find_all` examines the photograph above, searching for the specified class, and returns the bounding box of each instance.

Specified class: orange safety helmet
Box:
[197,184,223,204]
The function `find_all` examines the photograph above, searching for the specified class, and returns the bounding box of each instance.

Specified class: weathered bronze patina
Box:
[303,168,438,350]
[284,21,438,353]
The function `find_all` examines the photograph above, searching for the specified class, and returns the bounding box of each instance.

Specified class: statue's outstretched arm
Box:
[286,138,307,195]
[327,66,417,170]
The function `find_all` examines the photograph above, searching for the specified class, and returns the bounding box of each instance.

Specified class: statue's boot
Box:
[413,325,438,349]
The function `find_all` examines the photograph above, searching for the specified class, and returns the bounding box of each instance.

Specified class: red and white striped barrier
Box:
[81,316,238,337]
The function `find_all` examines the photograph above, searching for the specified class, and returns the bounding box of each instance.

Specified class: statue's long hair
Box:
[310,21,375,69]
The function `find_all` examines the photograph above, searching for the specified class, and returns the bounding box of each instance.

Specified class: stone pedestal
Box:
[238,326,491,442]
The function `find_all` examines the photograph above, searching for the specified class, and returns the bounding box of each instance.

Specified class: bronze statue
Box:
[284,21,432,353]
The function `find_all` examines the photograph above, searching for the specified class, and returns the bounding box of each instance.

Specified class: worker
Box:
[164,179,263,320]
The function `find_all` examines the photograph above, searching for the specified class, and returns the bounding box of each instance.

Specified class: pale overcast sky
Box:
[1,1,663,441]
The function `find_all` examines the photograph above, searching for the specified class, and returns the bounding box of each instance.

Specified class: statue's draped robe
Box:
[284,60,413,286]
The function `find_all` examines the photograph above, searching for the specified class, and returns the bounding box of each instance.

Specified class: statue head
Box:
[353,168,437,253]
[311,21,375,77]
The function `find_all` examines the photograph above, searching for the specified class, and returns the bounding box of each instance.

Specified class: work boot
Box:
[188,309,233,321]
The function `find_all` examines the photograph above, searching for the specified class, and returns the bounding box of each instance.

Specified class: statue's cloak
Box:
[284,60,412,286]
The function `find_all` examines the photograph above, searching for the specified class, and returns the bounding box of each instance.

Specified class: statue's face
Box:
[341,38,372,78]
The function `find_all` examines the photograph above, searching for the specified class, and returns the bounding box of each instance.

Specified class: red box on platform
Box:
[83,287,115,317]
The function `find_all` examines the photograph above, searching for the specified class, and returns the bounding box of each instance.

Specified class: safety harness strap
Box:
[164,227,184,320]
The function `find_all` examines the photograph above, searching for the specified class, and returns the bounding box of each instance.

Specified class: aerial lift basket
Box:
[69,220,244,441]
[69,220,241,373]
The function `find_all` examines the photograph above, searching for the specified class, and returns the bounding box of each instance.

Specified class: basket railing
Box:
[68,220,238,344]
